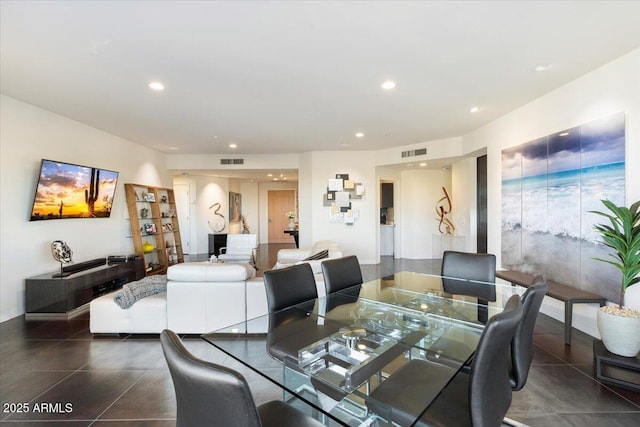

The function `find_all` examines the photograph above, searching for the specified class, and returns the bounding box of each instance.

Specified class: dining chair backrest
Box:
[321,255,363,295]
[160,330,262,427]
[441,250,497,302]
[469,294,523,427]
[511,275,547,390]
[263,263,317,312]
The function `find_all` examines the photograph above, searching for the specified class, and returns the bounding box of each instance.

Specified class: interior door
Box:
[268,190,295,243]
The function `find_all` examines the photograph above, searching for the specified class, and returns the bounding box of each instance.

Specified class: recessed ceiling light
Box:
[355,132,364,138]
[534,64,551,72]
[148,81,165,91]
[381,80,397,90]
[559,132,570,136]
[419,163,427,167]
[229,143,237,149]
[168,147,178,151]
[470,106,479,113]
[267,173,273,177]
[273,178,279,181]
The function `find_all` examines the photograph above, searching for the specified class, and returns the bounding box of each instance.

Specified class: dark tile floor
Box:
[1,245,638,426]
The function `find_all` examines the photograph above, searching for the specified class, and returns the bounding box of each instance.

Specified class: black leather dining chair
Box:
[441,250,497,302]
[263,263,318,313]
[511,275,547,390]
[160,330,324,427]
[321,255,363,296]
[367,294,523,427]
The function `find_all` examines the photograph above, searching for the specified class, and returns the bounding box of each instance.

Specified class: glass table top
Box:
[202,271,523,426]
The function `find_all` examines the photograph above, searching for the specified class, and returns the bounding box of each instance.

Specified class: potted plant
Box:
[591,199,640,357]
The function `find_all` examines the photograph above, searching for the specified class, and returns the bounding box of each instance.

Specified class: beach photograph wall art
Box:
[501,112,625,302]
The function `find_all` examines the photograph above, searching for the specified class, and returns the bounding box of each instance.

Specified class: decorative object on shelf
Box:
[322,173,364,225]
[142,192,156,202]
[160,195,168,203]
[144,223,157,234]
[208,202,226,233]
[142,241,155,253]
[286,211,296,230]
[229,192,242,222]
[435,186,455,235]
[51,240,73,278]
[591,199,640,357]
[140,207,149,218]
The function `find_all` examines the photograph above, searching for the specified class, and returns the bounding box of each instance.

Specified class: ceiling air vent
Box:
[220,158,244,165]
[401,148,427,158]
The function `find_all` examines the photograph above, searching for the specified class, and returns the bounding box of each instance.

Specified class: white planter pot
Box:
[597,308,640,357]
[624,285,640,312]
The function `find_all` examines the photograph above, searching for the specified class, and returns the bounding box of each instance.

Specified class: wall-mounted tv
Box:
[30,159,119,221]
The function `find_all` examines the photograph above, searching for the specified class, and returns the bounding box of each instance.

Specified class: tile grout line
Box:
[87,369,151,426]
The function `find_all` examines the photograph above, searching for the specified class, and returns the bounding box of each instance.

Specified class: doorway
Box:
[267,190,296,243]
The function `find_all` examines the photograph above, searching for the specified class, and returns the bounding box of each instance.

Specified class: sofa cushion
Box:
[167,262,255,282]
[90,290,167,334]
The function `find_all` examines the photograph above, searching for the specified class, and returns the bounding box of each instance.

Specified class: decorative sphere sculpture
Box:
[51,240,73,264]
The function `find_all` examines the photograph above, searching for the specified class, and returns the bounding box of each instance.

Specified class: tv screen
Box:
[30,159,119,221]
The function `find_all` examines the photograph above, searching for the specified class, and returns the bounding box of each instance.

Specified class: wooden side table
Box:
[593,339,640,391]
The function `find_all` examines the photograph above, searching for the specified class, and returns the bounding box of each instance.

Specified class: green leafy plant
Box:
[591,199,640,308]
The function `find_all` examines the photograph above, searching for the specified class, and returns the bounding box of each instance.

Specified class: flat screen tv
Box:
[30,159,119,221]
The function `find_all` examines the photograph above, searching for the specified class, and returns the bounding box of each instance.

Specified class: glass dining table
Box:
[202,271,524,426]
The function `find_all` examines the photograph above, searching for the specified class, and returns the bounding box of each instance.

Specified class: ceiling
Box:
[2,1,640,163]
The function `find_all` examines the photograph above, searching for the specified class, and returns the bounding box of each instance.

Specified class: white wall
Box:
[398,169,452,259]
[303,151,378,264]
[0,95,172,322]
[241,181,260,238]
[451,158,477,253]
[190,176,229,254]
[463,49,640,338]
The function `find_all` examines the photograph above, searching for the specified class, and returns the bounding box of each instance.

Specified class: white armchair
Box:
[218,234,258,266]
[275,240,343,274]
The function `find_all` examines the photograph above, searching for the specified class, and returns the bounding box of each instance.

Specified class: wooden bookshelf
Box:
[124,183,184,275]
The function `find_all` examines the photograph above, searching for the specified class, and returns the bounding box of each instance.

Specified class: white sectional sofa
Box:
[165,262,262,334]
[90,241,341,334]
[274,240,343,281]
[90,262,258,334]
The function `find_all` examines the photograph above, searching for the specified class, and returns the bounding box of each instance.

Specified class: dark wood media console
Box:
[25,258,145,319]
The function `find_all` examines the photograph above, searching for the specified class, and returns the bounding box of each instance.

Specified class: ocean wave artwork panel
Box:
[501,112,625,302]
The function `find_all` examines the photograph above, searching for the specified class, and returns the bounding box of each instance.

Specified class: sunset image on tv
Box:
[30,160,119,221]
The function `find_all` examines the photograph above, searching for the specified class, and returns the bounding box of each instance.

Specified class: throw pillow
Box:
[304,249,329,261]
[113,275,167,309]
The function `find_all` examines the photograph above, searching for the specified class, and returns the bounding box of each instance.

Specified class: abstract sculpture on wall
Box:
[208,202,226,233]
[436,186,455,235]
